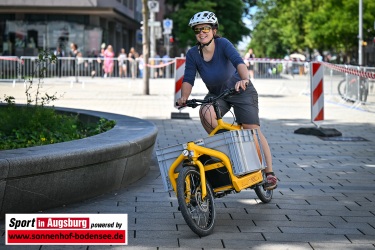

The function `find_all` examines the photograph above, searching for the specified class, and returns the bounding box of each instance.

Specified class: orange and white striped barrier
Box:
[171,58,190,119]
[294,62,342,137]
[174,58,186,108]
[310,62,324,126]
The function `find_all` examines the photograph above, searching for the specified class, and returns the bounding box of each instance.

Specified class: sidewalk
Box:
[1,76,375,249]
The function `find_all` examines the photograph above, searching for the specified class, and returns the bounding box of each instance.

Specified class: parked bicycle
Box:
[337,75,371,103]
[156,88,272,237]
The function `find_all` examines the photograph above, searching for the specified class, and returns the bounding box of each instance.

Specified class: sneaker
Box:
[265,173,278,190]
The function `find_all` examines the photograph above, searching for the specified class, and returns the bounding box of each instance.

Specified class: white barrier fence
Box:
[0,55,374,108]
[18,57,175,80]
[0,56,307,82]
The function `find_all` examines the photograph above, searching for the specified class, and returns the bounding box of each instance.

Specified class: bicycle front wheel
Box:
[177,166,215,237]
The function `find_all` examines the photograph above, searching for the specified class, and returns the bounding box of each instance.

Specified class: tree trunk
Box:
[142,0,150,95]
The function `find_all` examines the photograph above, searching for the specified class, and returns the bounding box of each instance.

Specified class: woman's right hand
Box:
[177,97,187,106]
[178,82,192,106]
[234,79,249,92]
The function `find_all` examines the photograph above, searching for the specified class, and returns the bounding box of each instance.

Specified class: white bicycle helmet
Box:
[189,11,218,28]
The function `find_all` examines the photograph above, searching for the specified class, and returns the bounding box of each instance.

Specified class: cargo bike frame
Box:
[157,88,273,237]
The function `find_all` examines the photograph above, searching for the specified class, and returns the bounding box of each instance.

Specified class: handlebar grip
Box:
[176,102,186,110]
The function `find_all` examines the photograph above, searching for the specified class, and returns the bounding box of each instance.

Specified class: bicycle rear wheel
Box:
[254,185,273,203]
[177,166,215,237]
[254,174,273,203]
[338,79,358,102]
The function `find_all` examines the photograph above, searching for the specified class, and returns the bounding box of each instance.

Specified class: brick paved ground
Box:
[0,76,374,249]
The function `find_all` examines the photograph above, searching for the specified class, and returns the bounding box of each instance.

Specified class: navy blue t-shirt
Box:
[183,37,245,95]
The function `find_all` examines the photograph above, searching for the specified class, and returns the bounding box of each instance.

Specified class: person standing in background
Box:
[103,45,115,78]
[244,48,255,81]
[128,47,138,79]
[69,43,79,76]
[97,48,105,77]
[138,54,144,78]
[54,46,65,77]
[118,48,127,78]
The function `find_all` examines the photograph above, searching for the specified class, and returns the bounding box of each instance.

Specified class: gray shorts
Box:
[204,83,260,125]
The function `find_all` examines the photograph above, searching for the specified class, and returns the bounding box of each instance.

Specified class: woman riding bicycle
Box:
[177,11,277,190]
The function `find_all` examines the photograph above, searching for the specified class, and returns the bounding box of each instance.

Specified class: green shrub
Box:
[0,49,116,150]
[0,104,116,150]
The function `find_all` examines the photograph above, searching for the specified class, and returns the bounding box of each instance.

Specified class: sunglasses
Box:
[193,26,212,34]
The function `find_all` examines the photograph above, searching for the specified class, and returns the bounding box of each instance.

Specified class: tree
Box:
[249,0,288,58]
[165,0,250,48]
[305,0,375,62]
[249,0,375,61]
[248,0,313,58]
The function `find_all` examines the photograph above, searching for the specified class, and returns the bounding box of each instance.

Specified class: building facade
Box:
[0,0,144,57]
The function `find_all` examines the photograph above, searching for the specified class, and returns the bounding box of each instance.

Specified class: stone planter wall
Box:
[0,107,158,217]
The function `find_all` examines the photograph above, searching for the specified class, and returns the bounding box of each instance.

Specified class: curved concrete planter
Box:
[0,107,158,217]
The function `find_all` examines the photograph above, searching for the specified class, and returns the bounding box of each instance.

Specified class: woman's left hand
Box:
[235,79,249,92]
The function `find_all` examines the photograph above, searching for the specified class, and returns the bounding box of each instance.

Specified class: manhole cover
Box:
[318,136,368,142]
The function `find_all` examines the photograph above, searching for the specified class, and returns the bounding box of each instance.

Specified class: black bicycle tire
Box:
[337,79,346,99]
[176,166,216,237]
[254,171,273,203]
[359,80,369,103]
[254,184,273,203]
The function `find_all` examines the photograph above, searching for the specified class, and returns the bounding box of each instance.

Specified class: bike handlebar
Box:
[176,88,238,109]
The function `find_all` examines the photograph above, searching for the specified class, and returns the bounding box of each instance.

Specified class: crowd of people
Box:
[52,41,303,81]
[54,43,284,81]
[53,42,172,79]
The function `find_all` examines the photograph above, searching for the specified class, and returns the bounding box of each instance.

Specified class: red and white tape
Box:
[174,58,186,108]
[244,57,309,63]
[145,60,175,68]
[321,61,375,79]
[0,56,24,64]
[246,58,375,80]
[245,58,296,62]
[310,62,324,125]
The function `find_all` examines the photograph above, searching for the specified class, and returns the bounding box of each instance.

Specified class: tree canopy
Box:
[165,0,252,48]
[249,0,375,62]
[164,0,375,62]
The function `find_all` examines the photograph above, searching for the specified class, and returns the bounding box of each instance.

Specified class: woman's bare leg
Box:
[242,124,273,172]
[199,105,218,134]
